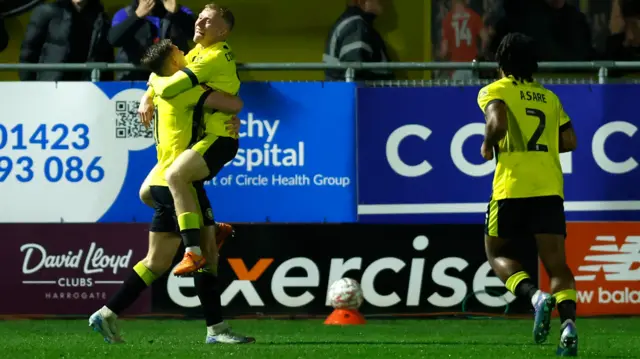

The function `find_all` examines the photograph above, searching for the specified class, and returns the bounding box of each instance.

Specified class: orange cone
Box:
[324,308,366,325]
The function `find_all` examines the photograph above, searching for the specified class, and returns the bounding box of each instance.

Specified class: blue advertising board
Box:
[357,85,640,223]
[0,82,356,223]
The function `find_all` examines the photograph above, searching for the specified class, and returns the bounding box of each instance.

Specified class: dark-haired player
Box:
[139,3,240,277]
[89,39,254,345]
[477,33,579,357]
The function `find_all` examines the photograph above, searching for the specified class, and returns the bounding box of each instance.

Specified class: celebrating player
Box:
[89,39,255,345]
[477,33,579,357]
[139,3,240,276]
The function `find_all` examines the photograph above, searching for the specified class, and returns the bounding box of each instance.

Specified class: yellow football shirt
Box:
[150,73,210,186]
[477,76,572,200]
[149,41,240,139]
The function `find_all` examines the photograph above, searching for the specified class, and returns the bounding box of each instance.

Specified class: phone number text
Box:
[0,156,104,183]
[0,123,89,150]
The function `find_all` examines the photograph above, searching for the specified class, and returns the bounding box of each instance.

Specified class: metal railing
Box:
[1,61,640,83]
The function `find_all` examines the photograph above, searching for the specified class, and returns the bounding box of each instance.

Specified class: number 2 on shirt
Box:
[525,108,548,152]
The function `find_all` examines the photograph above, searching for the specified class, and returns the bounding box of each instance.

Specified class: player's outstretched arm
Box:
[203,90,243,114]
[149,51,221,98]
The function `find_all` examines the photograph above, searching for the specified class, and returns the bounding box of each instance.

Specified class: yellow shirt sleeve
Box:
[477,82,504,114]
[149,49,223,99]
[144,73,156,98]
[147,71,192,99]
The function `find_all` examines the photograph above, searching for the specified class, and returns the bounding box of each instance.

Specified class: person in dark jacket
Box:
[109,0,194,81]
[323,0,393,81]
[19,0,113,81]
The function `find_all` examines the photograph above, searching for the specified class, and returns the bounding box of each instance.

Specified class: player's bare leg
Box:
[485,235,556,344]
[139,165,157,208]
[89,232,180,343]
[195,225,255,344]
[165,149,210,276]
[536,234,578,357]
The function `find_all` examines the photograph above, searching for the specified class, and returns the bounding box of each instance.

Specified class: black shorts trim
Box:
[484,195,566,238]
[196,137,239,181]
[181,68,199,87]
[190,89,213,146]
[149,185,215,233]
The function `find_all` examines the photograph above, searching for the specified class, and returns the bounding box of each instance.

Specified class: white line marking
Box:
[94,281,124,284]
[22,281,56,284]
[357,201,640,215]
[596,236,616,242]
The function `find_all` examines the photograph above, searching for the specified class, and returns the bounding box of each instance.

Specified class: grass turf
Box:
[0,318,638,358]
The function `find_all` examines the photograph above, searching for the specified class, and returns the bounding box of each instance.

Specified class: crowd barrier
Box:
[0,81,638,318]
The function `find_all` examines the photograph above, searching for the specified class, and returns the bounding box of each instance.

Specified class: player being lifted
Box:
[477,33,579,357]
[138,3,240,276]
[89,39,254,344]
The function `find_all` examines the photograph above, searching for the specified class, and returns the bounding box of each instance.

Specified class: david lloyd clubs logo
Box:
[20,242,133,300]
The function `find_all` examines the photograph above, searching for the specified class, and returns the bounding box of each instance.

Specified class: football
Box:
[328,277,364,309]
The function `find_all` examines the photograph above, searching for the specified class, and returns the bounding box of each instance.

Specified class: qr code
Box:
[114,100,154,139]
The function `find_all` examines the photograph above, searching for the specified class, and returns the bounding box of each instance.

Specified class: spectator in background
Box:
[0,16,7,52]
[19,0,113,81]
[109,0,194,81]
[323,0,393,81]
[488,0,592,62]
[606,0,640,62]
[439,0,486,81]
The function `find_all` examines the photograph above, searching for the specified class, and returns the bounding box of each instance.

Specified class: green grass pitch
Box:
[0,318,638,358]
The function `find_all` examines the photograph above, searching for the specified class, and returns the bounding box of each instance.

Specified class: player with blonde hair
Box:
[138,3,240,276]
[90,38,255,345]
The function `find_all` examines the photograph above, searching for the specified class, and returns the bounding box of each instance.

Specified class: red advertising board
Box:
[0,224,150,316]
[539,222,640,316]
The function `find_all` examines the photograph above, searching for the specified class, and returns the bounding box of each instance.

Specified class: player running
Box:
[89,39,255,345]
[477,33,579,357]
[139,3,240,276]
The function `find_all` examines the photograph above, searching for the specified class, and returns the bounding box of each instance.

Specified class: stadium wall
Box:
[0,81,638,318]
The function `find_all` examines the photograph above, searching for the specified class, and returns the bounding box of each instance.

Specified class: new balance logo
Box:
[575,235,640,281]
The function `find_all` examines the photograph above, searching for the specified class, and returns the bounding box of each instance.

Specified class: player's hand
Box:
[138,95,155,128]
[481,142,494,161]
[135,0,155,18]
[162,0,178,13]
[226,115,241,136]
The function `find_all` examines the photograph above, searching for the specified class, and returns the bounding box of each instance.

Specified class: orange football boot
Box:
[215,222,235,250]
[173,252,207,276]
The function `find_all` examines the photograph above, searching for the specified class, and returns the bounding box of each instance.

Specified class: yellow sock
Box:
[177,212,200,231]
[133,262,157,286]
[505,271,531,294]
[554,289,577,304]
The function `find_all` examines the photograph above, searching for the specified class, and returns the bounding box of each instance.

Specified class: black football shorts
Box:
[149,181,215,233]
[485,195,566,238]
